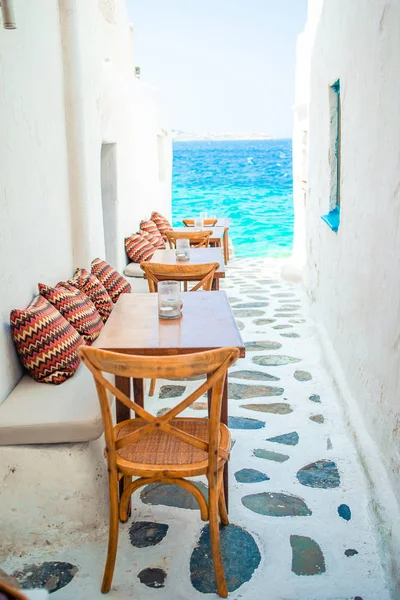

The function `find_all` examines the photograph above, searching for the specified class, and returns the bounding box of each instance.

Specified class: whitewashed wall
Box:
[297,0,400,588]
[0,0,172,404]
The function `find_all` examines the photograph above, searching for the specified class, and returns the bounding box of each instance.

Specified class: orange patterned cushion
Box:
[151,211,172,239]
[125,233,156,263]
[68,268,113,323]
[140,219,165,249]
[91,258,131,303]
[10,295,83,384]
[38,282,103,345]
[140,229,165,249]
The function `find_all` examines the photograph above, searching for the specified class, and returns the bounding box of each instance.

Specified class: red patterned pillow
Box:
[38,282,103,345]
[68,268,113,323]
[140,229,165,250]
[125,233,156,263]
[10,295,83,384]
[91,258,131,303]
[140,219,165,249]
[151,211,172,239]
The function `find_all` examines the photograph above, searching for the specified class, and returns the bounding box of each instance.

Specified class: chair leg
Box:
[218,468,229,526]
[101,472,119,593]
[149,378,156,396]
[209,477,228,598]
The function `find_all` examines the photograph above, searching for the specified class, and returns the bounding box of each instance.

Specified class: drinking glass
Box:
[175,238,190,261]
[194,216,203,230]
[200,211,208,221]
[158,281,181,319]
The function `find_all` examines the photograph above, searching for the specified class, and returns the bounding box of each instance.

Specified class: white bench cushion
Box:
[0,365,103,445]
[124,262,145,278]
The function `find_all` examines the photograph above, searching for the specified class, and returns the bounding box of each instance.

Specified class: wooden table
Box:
[150,248,225,290]
[182,218,231,264]
[94,291,245,510]
[173,226,225,244]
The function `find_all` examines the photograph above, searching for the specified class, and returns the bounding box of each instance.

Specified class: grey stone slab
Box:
[272,293,296,297]
[345,549,358,557]
[245,341,282,351]
[234,302,269,309]
[236,319,245,331]
[253,318,276,325]
[12,562,78,593]
[242,492,312,517]
[230,370,280,382]
[267,431,299,446]
[234,468,270,483]
[294,370,313,381]
[281,333,301,338]
[242,403,292,414]
[338,504,351,520]
[309,394,321,403]
[141,481,208,509]
[275,313,302,318]
[253,449,290,462]
[290,535,326,576]
[289,319,306,324]
[229,383,284,399]
[159,384,186,399]
[310,414,325,424]
[272,324,292,330]
[253,355,301,367]
[233,309,265,318]
[129,522,169,548]
[138,568,166,588]
[228,416,265,430]
[190,524,261,593]
[297,460,340,488]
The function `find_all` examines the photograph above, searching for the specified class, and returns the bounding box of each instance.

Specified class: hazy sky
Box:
[127,1,307,138]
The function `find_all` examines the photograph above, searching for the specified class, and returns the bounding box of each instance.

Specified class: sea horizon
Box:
[172,138,294,258]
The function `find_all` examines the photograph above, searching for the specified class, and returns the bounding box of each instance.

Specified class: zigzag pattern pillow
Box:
[39,282,103,345]
[69,268,113,323]
[91,258,131,303]
[10,295,83,384]
[125,233,156,263]
[140,219,166,249]
[151,211,172,240]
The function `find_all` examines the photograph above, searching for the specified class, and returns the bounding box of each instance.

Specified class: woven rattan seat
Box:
[116,418,229,468]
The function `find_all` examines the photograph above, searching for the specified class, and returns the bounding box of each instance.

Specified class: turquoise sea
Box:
[172,139,293,258]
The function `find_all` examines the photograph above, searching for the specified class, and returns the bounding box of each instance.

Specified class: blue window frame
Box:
[322,79,341,232]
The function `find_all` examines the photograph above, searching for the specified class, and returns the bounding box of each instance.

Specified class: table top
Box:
[94,291,245,357]
[182,218,231,229]
[173,226,225,241]
[150,248,225,277]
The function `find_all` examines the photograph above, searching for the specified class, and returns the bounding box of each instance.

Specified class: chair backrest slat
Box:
[182,218,218,227]
[140,261,219,292]
[166,230,211,248]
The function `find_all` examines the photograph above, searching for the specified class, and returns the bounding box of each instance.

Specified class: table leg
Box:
[212,278,220,291]
[133,378,144,412]
[115,376,131,510]
[222,377,229,512]
[223,230,229,264]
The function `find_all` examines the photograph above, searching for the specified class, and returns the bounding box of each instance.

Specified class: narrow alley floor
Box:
[3,257,391,600]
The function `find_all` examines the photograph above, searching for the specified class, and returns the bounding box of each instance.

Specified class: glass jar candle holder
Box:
[175,238,190,261]
[194,216,203,230]
[158,280,181,319]
[200,211,208,221]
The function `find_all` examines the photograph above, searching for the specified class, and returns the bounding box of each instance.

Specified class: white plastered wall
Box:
[0,2,74,403]
[0,0,172,404]
[297,0,400,590]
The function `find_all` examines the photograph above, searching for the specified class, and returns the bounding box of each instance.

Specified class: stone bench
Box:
[0,367,109,557]
[124,261,149,293]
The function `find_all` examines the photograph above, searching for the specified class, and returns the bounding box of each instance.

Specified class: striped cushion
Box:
[140,219,165,249]
[38,282,103,345]
[151,211,172,239]
[69,268,113,323]
[140,229,165,249]
[10,295,83,385]
[91,258,131,303]
[125,233,156,263]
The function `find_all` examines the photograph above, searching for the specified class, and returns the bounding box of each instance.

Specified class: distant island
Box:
[172,130,273,142]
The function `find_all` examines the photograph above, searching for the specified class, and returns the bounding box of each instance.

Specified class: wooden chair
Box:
[140,261,219,293]
[0,581,29,600]
[79,346,240,597]
[166,229,211,249]
[182,218,218,227]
